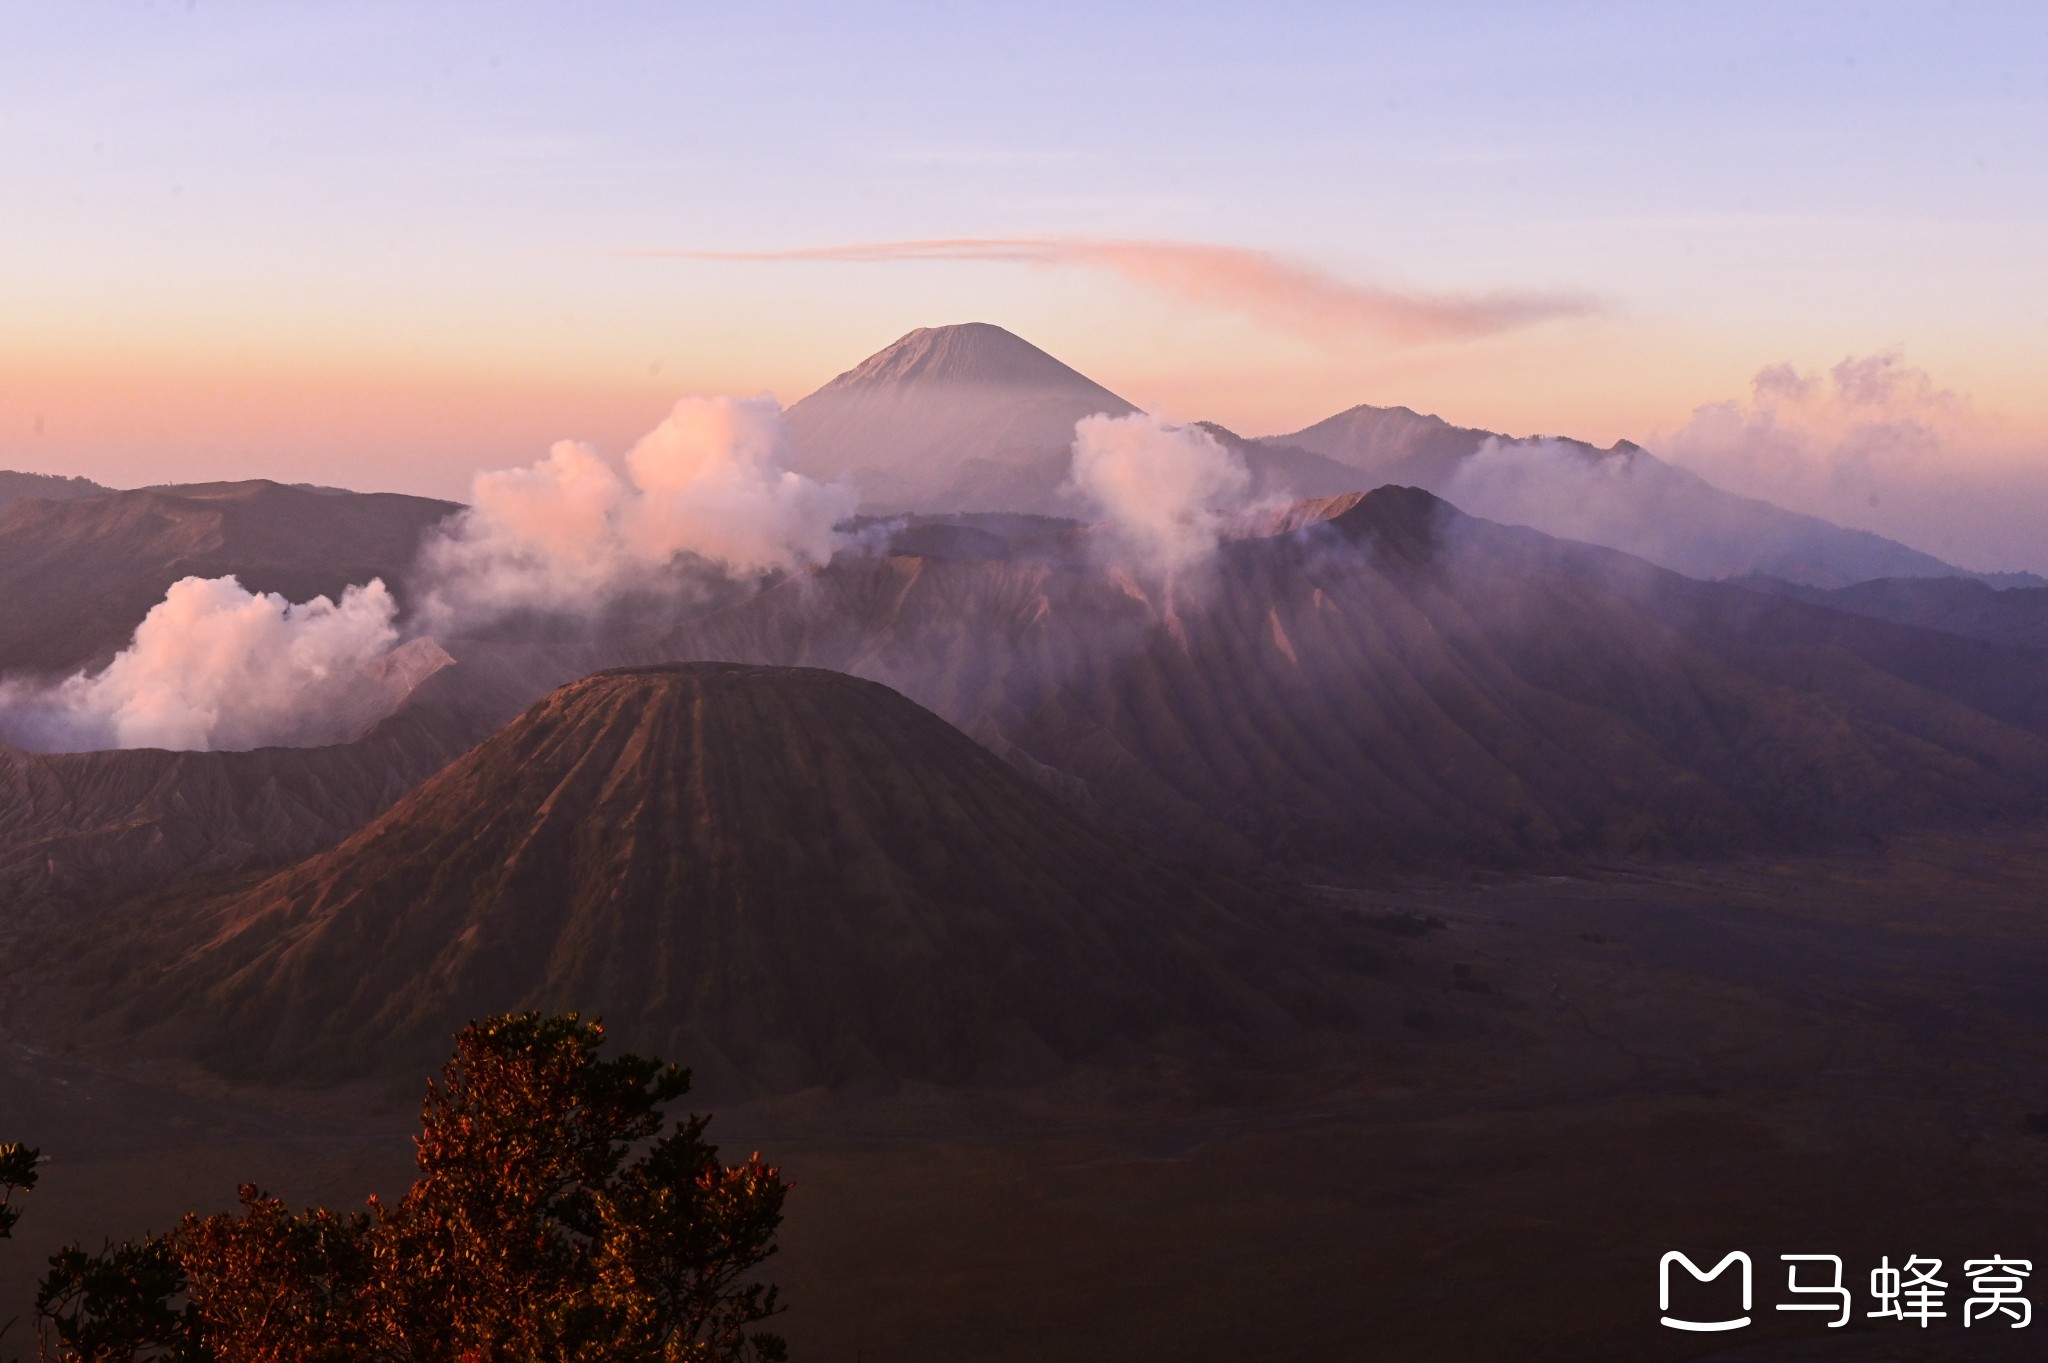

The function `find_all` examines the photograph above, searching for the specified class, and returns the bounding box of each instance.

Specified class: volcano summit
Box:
[119,663,1351,1093]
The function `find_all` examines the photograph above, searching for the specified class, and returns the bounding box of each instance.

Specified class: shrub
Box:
[29,1014,788,1363]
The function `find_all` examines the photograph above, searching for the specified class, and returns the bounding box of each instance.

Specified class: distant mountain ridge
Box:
[1267,404,1496,490]
[7,486,2047,913]
[1260,403,2033,589]
[784,325,2024,589]
[1740,575,2048,650]
[0,659,505,910]
[784,323,1364,514]
[0,469,112,516]
[0,478,461,675]
[473,487,2048,872]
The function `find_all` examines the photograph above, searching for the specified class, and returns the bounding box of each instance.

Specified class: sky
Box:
[2,1,2045,567]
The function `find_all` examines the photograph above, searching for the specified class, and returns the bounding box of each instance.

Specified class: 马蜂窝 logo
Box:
[1660,1252,2031,1332]
[1659,1251,1752,1332]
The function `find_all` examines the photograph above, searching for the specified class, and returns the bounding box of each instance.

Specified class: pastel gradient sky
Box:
[3,2,2045,564]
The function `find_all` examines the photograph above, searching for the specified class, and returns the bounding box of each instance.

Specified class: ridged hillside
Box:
[1261,405,1995,587]
[0,662,506,907]
[599,488,2048,868]
[0,479,459,674]
[132,665,1344,1090]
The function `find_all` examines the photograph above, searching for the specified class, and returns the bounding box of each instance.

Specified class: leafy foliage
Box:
[34,1239,196,1363]
[176,1191,375,1363]
[0,1144,38,1241]
[361,1012,789,1362]
[3,1142,45,1357]
[25,1014,788,1363]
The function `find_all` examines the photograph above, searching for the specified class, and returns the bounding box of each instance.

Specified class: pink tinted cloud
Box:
[635,237,1598,344]
[1655,350,2048,574]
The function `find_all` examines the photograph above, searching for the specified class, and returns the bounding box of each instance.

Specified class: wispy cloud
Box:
[628,236,1598,344]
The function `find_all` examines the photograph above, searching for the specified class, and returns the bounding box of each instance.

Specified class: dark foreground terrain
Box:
[6,826,2048,1361]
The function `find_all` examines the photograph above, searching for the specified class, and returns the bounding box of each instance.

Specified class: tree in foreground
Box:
[30,1013,788,1362]
[0,1143,37,1243]
[3,1141,44,1355]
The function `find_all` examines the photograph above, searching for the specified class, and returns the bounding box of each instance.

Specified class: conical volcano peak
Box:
[132,660,1333,1092]
[781,324,1139,510]
[820,322,1125,395]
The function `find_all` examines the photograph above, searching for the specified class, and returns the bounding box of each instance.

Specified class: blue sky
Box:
[2,1,2044,564]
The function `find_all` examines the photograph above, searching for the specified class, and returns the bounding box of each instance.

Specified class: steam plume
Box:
[0,396,853,753]
[1070,413,1254,573]
[420,395,857,630]
[1441,438,1677,559]
[636,237,1597,344]
[0,576,421,752]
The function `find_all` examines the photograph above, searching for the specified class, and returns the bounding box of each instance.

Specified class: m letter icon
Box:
[1661,1251,1753,1332]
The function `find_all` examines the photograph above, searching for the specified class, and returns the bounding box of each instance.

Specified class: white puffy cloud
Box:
[1655,351,2048,574]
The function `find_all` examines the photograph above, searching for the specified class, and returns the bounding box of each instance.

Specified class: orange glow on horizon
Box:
[4,319,2045,501]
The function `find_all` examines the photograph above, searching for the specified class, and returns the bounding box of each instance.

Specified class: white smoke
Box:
[1069,413,1255,573]
[0,575,425,752]
[1441,437,1666,548]
[420,395,857,630]
[0,395,857,754]
[1440,433,1919,583]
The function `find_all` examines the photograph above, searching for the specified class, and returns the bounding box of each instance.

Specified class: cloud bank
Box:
[1662,352,1964,511]
[1070,413,1255,573]
[420,395,857,630]
[1656,352,2048,574]
[0,576,423,752]
[643,237,1597,344]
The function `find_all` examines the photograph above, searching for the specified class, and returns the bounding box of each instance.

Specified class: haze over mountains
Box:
[1,322,2045,1121]
[1,328,2041,861]
[13,485,2045,922]
[1743,574,2048,650]
[784,322,1378,516]
[0,321,2019,693]
[781,322,2025,588]
[0,322,2042,903]
[1267,403,2023,588]
[7,486,2044,1114]
[586,488,2048,869]
[10,12,2045,1351]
